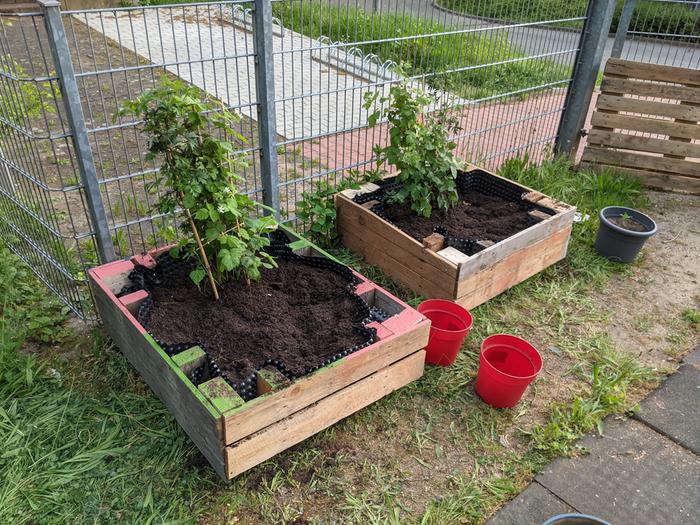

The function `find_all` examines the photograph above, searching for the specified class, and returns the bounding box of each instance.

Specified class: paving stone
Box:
[536,418,700,525]
[683,345,700,369]
[485,482,576,525]
[634,364,700,454]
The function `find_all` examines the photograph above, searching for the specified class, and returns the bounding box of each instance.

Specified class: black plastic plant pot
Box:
[595,206,657,263]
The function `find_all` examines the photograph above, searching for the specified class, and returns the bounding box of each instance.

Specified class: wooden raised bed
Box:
[89,229,429,480]
[335,165,576,310]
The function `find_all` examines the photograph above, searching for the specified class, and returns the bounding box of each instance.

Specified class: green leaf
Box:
[189,268,206,285]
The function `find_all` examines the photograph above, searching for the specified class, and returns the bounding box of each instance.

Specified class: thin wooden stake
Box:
[180,193,219,300]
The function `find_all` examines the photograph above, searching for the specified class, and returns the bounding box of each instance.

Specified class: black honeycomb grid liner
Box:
[353,169,554,256]
[118,229,379,402]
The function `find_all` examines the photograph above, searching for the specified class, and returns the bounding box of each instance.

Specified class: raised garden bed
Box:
[89,227,429,480]
[335,165,576,309]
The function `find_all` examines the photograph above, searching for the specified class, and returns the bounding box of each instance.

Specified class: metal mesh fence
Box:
[615,0,699,67]
[1,0,594,318]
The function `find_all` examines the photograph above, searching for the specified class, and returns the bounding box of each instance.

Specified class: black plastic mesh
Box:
[119,229,377,402]
[353,169,553,256]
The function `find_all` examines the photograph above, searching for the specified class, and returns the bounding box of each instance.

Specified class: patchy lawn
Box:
[1,158,698,524]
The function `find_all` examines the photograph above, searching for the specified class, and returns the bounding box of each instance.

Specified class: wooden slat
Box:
[580,162,700,195]
[455,226,571,303]
[587,129,700,158]
[601,78,700,104]
[335,194,459,278]
[199,377,245,413]
[590,112,700,140]
[90,270,227,479]
[222,313,430,444]
[340,227,455,298]
[596,94,700,121]
[456,207,575,281]
[582,147,700,178]
[605,58,700,87]
[225,350,425,478]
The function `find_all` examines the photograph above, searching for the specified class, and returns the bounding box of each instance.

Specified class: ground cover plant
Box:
[435,0,700,40]
[4,156,695,524]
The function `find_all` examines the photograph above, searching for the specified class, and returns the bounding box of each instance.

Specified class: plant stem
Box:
[180,192,220,301]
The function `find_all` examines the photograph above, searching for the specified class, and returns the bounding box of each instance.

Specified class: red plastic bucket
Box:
[417,299,473,366]
[476,334,542,408]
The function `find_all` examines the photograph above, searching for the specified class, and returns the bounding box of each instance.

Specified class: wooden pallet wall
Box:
[581,58,700,195]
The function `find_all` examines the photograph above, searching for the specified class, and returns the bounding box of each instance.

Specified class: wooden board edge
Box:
[455,226,572,310]
[225,350,425,479]
[91,282,227,480]
[456,207,575,281]
[222,319,430,444]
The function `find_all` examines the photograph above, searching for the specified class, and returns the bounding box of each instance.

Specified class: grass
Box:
[0,247,216,524]
[0,156,676,523]
[436,0,700,40]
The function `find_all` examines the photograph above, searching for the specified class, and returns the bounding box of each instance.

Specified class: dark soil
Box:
[610,215,648,232]
[381,189,536,243]
[147,259,368,382]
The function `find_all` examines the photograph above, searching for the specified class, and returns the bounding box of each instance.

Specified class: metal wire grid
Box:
[0,10,97,317]
[0,0,595,318]
[270,0,587,222]
[619,0,700,68]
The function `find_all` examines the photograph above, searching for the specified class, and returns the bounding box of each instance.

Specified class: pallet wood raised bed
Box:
[89,228,429,480]
[335,165,576,310]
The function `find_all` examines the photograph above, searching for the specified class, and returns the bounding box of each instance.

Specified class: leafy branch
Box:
[119,78,277,297]
[364,81,462,218]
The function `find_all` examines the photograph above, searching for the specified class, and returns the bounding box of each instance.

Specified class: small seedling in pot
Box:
[363,81,463,218]
[119,78,277,298]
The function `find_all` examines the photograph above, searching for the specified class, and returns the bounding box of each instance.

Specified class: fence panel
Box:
[1,0,592,317]
[615,0,699,68]
[270,0,588,222]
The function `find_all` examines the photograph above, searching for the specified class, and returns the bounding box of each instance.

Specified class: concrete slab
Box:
[536,418,700,525]
[634,364,700,455]
[485,482,576,525]
[683,345,700,369]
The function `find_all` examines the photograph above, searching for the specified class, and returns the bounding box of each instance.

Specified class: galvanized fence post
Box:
[555,0,617,157]
[252,0,280,218]
[611,0,637,58]
[39,0,116,263]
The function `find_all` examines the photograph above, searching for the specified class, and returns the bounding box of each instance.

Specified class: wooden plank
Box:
[256,367,291,394]
[601,78,700,104]
[455,226,571,309]
[587,129,700,158]
[422,233,445,252]
[582,147,700,178]
[590,112,700,140]
[340,228,455,298]
[580,162,700,195]
[199,377,245,414]
[456,208,574,281]
[339,182,381,200]
[437,246,470,266]
[172,346,207,376]
[596,94,700,121]
[528,209,551,222]
[335,194,458,278]
[225,350,425,478]
[605,58,700,87]
[90,272,227,479]
[222,315,430,444]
